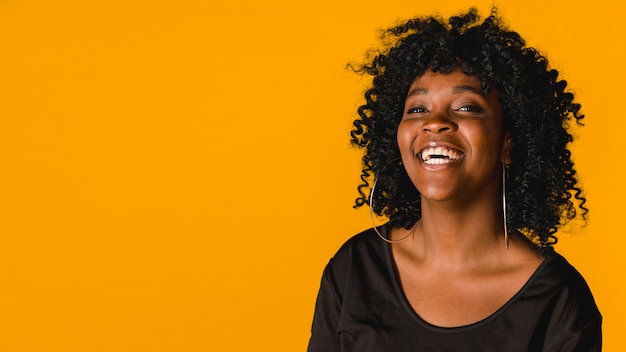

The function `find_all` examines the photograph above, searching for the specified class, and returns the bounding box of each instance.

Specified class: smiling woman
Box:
[307,8,601,352]
[398,69,507,205]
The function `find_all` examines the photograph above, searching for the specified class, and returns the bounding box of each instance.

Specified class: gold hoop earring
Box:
[368,159,417,244]
[502,163,510,249]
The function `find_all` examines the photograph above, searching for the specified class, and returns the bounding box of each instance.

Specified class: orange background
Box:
[0,0,622,351]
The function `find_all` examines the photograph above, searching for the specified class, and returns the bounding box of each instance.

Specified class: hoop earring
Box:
[502,163,510,249]
[369,159,417,244]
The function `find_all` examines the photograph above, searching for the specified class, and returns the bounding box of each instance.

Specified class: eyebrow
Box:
[452,85,483,95]
[406,85,484,97]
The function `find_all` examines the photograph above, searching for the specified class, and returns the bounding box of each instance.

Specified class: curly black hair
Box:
[350,8,587,248]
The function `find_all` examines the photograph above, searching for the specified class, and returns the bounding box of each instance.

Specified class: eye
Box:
[456,105,484,113]
[406,106,428,114]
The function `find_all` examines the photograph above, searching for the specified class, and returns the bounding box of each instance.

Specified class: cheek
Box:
[468,125,504,160]
[396,121,415,155]
[396,122,420,181]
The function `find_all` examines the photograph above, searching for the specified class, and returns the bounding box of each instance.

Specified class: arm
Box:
[546,314,602,352]
[307,262,342,352]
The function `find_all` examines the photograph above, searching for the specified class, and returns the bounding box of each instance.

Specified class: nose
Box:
[422,112,457,133]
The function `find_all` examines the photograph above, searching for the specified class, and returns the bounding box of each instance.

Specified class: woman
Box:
[308,8,602,351]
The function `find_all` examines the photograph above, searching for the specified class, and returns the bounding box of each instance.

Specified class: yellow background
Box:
[0,0,622,350]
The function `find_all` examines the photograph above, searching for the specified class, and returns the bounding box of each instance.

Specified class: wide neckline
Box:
[379,224,553,333]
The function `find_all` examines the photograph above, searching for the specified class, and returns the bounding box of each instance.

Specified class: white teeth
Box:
[419,146,463,164]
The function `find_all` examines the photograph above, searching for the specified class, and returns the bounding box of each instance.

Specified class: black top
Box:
[307,226,602,352]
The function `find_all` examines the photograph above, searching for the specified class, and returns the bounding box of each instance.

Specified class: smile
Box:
[418,146,464,165]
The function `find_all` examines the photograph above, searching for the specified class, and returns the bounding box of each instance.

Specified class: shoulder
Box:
[325,227,385,274]
[533,250,598,308]
[332,227,384,260]
[526,250,602,350]
[320,227,388,293]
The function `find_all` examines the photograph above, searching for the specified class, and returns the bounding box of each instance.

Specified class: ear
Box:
[500,131,513,165]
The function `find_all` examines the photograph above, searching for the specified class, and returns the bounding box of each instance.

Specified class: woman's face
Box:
[397,68,510,204]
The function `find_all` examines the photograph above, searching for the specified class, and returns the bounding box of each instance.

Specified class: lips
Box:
[418,146,464,165]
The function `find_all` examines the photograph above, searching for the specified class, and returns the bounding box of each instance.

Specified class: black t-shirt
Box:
[307,226,602,352]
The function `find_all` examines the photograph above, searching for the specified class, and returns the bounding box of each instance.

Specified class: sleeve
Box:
[542,256,603,352]
[307,260,343,352]
[546,313,602,352]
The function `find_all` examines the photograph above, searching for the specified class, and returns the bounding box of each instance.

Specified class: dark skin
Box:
[390,69,543,327]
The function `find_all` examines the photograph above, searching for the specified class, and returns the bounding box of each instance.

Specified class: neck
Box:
[402,190,507,270]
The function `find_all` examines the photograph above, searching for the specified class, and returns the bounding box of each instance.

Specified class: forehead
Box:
[409,69,482,91]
